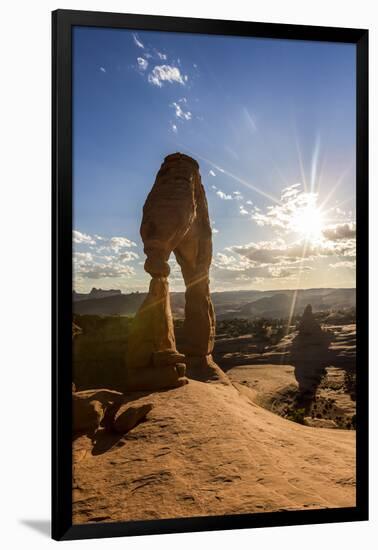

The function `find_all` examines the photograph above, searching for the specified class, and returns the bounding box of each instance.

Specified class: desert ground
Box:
[73,380,355,524]
[72,312,356,524]
[73,379,355,524]
[214,323,356,429]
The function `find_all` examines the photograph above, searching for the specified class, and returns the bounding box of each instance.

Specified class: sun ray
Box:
[178,144,280,204]
[319,163,353,211]
[244,107,289,189]
[310,134,321,194]
[293,126,308,194]
[285,239,309,336]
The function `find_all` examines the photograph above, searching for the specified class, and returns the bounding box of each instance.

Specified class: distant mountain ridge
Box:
[73,287,355,319]
[73,288,121,302]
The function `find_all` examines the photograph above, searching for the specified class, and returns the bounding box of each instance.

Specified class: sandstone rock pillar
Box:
[125,276,187,391]
[125,152,226,390]
[291,304,333,408]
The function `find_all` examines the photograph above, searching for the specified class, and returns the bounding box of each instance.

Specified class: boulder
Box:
[112,403,153,434]
[74,388,123,404]
[73,389,123,434]
[73,395,104,434]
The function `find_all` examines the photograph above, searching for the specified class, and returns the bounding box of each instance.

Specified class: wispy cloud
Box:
[212,186,248,206]
[73,230,139,282]
[75,260,135,280]
[137,57,148,71]
[109,236,137,252]
[251,184,318,230]
[329,260,356,269]
[216,190,233,200]
[230,233,356,269]
[211,247,314,287]
[73,230,95,245]
[210,219,219,234]
[74,251,93,262]
[323,222,356,241]
[213,252,250,272]
[148,65,186,87]
[233,191,243,201]
[247,184,356,267]
[171,101,192,120]
[119,251,139,262]
[132,33,144,49]
[244,108,257,132]
[230,239,318,266]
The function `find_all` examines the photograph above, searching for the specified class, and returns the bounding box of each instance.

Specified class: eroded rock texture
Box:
[125,152,219,390]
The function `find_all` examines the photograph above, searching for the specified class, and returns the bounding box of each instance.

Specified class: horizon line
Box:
[73,285,356,295]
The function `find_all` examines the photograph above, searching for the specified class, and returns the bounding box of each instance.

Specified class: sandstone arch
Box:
[125,153,226,391]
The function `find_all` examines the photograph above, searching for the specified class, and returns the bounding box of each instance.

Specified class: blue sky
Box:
[73,26,356,293]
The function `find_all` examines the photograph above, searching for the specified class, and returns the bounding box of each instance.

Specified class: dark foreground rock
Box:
[112,403,153,434]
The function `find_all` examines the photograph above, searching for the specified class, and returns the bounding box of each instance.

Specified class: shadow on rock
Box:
[90,428,126,455]
[91,402,153,455]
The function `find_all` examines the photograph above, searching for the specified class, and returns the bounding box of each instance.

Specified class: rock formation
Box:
[297,304,325,338]
[111,402,153,434]
[72,380,356,524]
[291,304,333,405]
[73,389,123,434]
[72,389,153,436]
[125,152,225,391]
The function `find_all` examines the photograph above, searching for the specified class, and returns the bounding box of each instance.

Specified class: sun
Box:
[291,203,324,242]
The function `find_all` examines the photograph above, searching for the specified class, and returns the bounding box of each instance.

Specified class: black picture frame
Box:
[52,8,369,541]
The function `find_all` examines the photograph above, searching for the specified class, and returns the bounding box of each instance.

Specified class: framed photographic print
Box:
[52,9,368,541]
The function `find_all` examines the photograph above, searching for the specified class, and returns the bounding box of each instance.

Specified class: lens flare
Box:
[291,202,324,242]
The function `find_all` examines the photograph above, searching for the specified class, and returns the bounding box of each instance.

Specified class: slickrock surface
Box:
[73,380,355,524]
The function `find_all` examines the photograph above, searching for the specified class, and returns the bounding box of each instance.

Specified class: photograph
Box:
[70,23,359,527]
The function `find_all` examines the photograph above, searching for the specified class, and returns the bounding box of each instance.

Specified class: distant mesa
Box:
[90,287,121,298]
[73,288,121,302]
[73,287,356,318]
